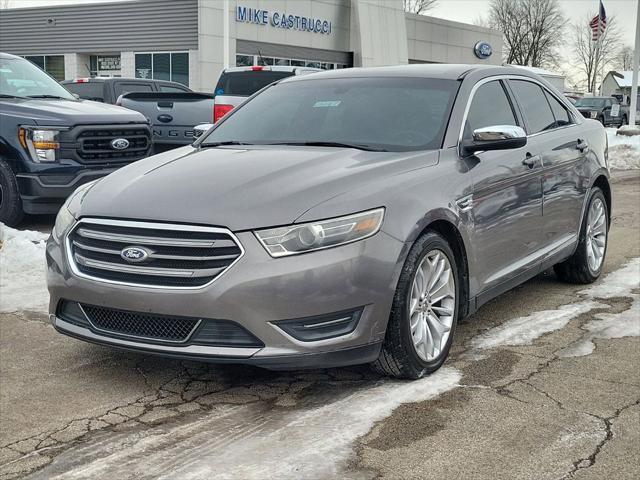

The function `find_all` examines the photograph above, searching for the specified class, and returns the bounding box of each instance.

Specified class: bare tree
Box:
[403,0,438,15]
[573,15,621,93]
[616,46,634,71]
[487,0,565,68]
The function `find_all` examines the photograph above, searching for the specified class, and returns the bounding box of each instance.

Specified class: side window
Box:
[509,80,556,134]
[464,80,517,138]
[544,91,572,127]
[114,82,154,98]
[160,85,189,93]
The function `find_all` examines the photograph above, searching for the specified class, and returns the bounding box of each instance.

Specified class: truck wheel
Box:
[0,159,24,227]
[554,188,608,284]
[372,231,459,379]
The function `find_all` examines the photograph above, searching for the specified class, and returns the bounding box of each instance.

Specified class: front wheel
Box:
[554,187,608,284]
[620,115,628,127]
[0,159,24,227]
[372,231,459,379]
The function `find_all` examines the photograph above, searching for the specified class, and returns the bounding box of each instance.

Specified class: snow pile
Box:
[38,369,462,479]
[607,128,640,170]
[0,224,50,313]
[472,258,640,351]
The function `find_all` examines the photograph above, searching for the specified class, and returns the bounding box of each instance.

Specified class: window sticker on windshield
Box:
[313,100,341,108]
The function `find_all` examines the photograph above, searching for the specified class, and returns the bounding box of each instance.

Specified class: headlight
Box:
[51,180,99,241]
[19,127,64,162]
[590,111,598,119]
[52,203,75,241]
[255,208,384,257]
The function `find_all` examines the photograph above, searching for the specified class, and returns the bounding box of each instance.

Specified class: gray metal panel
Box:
[236,40,352,65]
[0,0,198,55]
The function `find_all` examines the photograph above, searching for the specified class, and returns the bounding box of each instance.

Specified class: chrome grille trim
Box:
[66,218,245,289]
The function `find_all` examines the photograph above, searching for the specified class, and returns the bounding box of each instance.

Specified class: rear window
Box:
[215,71,294,96]
[114,82,154,99]
[64,82,105,102]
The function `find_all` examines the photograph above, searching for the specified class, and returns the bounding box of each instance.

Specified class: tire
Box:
[620,115,628,127]
[372,231,460,379]
[0,158,24,227]
[554,187,608,284]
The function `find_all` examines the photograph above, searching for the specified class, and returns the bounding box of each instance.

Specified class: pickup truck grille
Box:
[67,219,244,288]
[77,127,151,163]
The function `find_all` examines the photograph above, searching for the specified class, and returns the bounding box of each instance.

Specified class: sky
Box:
[3,0,638,85]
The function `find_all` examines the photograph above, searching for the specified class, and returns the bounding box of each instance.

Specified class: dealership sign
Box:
[473,41,492,59]
[236,6,332,35]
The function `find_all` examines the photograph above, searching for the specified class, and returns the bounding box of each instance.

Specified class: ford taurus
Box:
[46,65,610,379]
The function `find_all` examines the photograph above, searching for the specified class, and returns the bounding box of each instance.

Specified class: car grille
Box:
[82,304,200,342]
[68,219,244,288]
[56,300,264,347]
[77,127,150,162]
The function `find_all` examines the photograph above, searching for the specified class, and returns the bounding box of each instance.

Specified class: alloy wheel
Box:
[409,249,456,362]
[586,197,607,273]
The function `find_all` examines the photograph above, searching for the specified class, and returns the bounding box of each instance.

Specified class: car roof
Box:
[222,66,322,74]
[0,52,24,60]
[281,64,546,83]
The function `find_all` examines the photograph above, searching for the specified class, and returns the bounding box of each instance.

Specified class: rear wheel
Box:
[373,231,459,379]
[620,114,628,127]
[0,159,24,227]
[554,188,608,284]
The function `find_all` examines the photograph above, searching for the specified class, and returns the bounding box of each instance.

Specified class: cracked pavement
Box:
[1,173,639,479]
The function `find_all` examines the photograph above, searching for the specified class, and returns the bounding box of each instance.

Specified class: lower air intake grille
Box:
[82,304,199,342]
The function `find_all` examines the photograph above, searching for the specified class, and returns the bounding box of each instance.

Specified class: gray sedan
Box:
[46,65,610,379]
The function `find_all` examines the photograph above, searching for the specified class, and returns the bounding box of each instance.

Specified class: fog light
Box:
[273,308,363,342]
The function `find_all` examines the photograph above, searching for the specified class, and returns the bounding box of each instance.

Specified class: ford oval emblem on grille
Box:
[120,246,150,263]
[157,114,173,123]
[111,138,130,150]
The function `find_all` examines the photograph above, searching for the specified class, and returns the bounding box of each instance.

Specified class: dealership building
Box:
[0,0,503,92]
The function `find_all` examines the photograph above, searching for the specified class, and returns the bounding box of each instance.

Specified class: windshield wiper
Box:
[200,140,253,148]
[26,94,69,100]
[265,141,387,152]
[0,94,26,99]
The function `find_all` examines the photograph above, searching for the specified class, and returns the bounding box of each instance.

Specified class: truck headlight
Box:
[255,208,384,257]
[590,111,598,119]
[19,127,63,162]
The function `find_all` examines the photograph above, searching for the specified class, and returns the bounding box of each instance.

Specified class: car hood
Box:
[0,98,147,125]
[79,145,439,231]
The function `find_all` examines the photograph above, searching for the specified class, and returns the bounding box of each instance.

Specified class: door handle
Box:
[576,139,589,153]
[522,153,540,169]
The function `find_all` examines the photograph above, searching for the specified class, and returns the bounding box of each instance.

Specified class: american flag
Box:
[589,1,607,41]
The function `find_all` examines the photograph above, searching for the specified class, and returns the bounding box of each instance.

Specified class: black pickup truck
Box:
[0,53,151,226]
[61,77,192,104]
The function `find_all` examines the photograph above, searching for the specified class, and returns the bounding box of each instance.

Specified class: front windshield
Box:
[202,77,459,152]
[0,56,75,100]
[574,98,605,108]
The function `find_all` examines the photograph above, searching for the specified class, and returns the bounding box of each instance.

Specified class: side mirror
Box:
[193,123,214,138]
[461,125,527,156]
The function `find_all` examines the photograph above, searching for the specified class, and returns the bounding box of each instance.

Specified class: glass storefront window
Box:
[134,52,189,86]
[235,54,253,67]
[24,55,65,81]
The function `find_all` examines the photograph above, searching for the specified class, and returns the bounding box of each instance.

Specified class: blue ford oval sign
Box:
[120,246,150,263]
[474,41,493,60]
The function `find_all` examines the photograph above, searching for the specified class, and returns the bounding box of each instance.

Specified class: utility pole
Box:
[223,0,230,70]
[629,0,640,127]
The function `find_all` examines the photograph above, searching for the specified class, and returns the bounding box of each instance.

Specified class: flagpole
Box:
[629,0,640,127]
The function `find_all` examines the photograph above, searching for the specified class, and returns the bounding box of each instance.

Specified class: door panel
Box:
[461,79,544,293]
[468,147,544,291]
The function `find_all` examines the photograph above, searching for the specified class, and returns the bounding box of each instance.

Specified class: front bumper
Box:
[17,168,118,215]
[47,228,406,370]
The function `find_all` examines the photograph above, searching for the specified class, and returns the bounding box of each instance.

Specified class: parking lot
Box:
[0,172,638,480]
